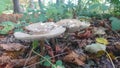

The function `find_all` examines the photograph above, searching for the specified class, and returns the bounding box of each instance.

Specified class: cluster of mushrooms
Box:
[14,19,90,40]
[14,19,90,55]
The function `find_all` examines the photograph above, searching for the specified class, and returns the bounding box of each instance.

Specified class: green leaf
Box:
[56,60,63,66]
[0,21,15,34]
[88,3,100,11]
[0,0,12,14]
[101,4,109,11]
[52,65,65,68]
[32,40,39,49]
[109,17,120,31]
[43,61,51,67]
[43,55,51,67]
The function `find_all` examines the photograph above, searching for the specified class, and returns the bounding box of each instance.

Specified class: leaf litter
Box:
[0,18,120,68]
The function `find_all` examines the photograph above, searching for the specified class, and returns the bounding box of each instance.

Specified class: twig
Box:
[23,48,33,67]
[105,51,116,68]
[32,49,56,68]
[24,52,67,68]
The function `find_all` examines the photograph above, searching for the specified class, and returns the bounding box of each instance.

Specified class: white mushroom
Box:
[14,22,66,40]
[56,19,90,33]
[14,22,66,55]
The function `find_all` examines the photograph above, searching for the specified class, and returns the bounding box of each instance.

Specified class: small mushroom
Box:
[56,19,90,33]
[14,22,66,55]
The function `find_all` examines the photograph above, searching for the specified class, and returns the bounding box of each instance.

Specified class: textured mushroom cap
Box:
[14,22,66,40]
[56,19,90,32]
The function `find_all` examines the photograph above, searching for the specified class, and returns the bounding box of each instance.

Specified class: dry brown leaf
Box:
[74,29,92,38]
[11,55,39,67]
[0,55,39,68]
[45,45,55,62]
[0,14,23,23]
[107,42,120,56]
[0,43,26,51]
[55,44,62,53]
[114,42,120,50]
[0,63,14,68]
[63,51,86,66]
[3,51,22,59]
[0,55,11,64]
[4,63,14,68]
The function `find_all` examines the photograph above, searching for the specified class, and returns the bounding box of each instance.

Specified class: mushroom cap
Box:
[14,22,66,40]
[56,19,90,33]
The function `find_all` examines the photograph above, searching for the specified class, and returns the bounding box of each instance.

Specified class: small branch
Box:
[24,52,67,68]
[105,51,116,68]
[23,48,33,67]
[32,50,57,68]
[11,55,39,67]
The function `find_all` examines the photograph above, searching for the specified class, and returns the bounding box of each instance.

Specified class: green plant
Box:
[0,0,12,14]
[109,0,120,16]
[109,17,120,31]
[31,40,65,68]
[41,55,65,68]
[0,21,15,34]
[14,21,29,32]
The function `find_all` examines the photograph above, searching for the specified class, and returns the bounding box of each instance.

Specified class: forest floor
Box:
[0,17,120,68]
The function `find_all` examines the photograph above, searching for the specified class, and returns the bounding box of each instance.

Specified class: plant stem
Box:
[40,39,45,55]
[24,52,67,68]
[32,50,57,68]
[105,51,116,68]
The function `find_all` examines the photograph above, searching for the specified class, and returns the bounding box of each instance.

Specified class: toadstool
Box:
[56,19,90,33]
[14,22,66,55]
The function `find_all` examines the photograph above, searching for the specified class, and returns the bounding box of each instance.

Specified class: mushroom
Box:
[14,22,66,55]
[56,19,90,33]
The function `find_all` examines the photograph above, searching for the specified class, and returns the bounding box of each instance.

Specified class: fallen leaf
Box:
[0,43,26,51]
[85,43,106,53]
[93,27,106,35]
[63,51,86,66]
[4,63,14,68]
[11,55,39,67]
[96,38,109,45]
[114,42,120,50]
[45,45,55,62]
[107,42,120,56]
[74,29,92,38]
[0,63,13,68]
[3,51,22,59]
[0,55,11,64]
[55,44,62,53]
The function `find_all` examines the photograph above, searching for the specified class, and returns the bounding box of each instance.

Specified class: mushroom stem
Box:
[40,39,45,55]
